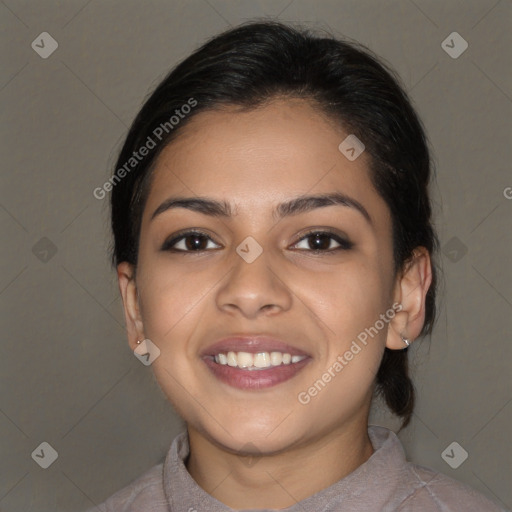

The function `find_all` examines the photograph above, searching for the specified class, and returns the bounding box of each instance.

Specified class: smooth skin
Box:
[117,98,432,509]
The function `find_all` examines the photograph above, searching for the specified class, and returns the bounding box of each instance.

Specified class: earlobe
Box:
[386,247,433,350]
[386,318,412,350]
[117,262,145,351]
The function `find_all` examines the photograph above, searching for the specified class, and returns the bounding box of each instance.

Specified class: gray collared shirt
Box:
[86,425,507,511]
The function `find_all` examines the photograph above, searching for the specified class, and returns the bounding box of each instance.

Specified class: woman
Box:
[92,20,506,512]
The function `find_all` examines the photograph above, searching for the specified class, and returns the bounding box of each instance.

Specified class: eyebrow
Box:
[150,192,372,225]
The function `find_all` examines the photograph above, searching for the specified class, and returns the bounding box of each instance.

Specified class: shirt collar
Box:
[163,425,407,512]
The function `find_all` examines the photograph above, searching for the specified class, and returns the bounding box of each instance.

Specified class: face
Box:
[123,98,402,454]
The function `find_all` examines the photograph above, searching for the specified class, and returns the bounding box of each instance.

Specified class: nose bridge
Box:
[216,240,292,316]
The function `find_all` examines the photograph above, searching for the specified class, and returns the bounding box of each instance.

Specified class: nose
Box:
[215,247,293,319]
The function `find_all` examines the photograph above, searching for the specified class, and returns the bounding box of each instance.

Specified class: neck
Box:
[185,417,374,509]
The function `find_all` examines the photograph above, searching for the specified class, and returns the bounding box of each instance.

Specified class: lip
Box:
[201,335,311,390]
[203,357,310,389]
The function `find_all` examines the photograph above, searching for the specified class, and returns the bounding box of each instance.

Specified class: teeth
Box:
[270,351,283,366]
[253,352,271,368]
[237,352,253,368]
[227,351,237,367]
[213,351,306,369]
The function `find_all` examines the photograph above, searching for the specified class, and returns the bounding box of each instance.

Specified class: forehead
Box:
[143,98,387,223]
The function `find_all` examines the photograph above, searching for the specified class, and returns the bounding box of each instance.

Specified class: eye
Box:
[291,230,353,252]
[161,230,221,252]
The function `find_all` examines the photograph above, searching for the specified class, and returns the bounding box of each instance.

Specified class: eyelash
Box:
[161,229,353,254]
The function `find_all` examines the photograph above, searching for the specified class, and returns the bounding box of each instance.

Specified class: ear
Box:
[386,247,433,350]
[117,262,146,351]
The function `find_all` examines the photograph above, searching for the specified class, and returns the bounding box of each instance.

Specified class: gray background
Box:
[1,1,511,510]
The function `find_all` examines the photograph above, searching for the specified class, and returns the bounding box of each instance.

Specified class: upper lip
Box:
[202,335,311,357]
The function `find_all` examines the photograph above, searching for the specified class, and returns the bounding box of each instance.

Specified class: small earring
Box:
[136,340,142,345]
[401,335,411,347]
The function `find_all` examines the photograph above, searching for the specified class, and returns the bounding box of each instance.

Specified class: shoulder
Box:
[364,426,507,512]
[84,431,189,512]
[397,462,507,511]
[85,463,168,512]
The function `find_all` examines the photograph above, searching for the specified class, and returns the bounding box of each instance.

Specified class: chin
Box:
[220,414,311,453]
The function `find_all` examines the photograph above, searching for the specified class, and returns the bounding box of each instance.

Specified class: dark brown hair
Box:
[110,20,438,429]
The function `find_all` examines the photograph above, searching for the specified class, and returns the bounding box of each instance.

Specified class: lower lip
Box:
[203,356,310,390]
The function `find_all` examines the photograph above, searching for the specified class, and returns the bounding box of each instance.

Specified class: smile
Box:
[201,335,311,389]
[203,352,310,390]
[214,350,307,369]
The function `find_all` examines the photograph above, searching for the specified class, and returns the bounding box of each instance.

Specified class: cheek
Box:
[137,257,213,342]
[135,264,210,411]
[295,263,389,418]
[303,257,391,337]
[299,257,391,400]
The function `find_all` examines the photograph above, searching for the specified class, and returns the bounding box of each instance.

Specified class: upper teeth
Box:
[214,351,306,369]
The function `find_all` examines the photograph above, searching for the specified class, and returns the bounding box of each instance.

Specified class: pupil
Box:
[186,235,204,250]
[311,234,329,250]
